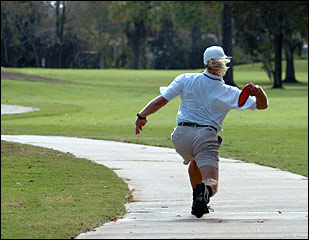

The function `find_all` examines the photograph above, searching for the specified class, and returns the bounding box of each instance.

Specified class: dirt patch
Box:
[1,71,70,83]
[1,140,18,153]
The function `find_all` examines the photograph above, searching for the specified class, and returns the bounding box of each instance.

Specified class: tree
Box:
[233,1,308,88]
[283,35,302,83]
[4,1,49,67]
[1,1,12,66]
[221,1,235,86]
[55,1,66,68]
[282,1,308,83]
[2,1,76,68]
[162,1,222,69]
[71,1,116,69]
[41,1,84,68]
[147,1,190,69]
[148,18,187,69]
[110,1,152,69]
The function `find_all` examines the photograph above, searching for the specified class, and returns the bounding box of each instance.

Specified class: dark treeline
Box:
[1,1,308,88]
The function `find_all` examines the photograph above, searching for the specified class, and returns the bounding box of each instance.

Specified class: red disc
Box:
[238,85,251,107]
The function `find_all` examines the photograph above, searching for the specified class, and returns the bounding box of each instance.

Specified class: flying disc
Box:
[238,85,251,107]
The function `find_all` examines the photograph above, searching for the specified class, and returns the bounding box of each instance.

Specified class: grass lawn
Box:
[1,141,129,239]
[1,60,308,238]
[1,60,308,176]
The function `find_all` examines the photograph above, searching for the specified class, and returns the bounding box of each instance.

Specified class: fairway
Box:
[1,60,308,176]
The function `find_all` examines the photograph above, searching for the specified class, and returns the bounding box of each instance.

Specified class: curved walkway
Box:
[1,134,308,239]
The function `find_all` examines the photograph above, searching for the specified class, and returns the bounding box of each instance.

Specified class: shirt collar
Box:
[202,70,224,82]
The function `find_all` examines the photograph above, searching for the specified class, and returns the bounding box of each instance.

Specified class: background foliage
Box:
[1,1,308,72]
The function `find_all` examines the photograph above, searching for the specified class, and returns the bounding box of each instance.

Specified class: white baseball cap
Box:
[203,46,232,65]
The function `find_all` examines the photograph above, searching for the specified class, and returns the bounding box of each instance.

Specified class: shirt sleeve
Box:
[219,85,256,110]
[159,74,185,101]
[241,95,257,110]
[234,87,256,110]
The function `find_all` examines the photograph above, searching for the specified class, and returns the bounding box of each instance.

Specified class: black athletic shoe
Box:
[194,182,210,218]
[191,189,196,215]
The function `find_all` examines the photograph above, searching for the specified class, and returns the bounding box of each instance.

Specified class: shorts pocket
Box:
[171,128,176,140]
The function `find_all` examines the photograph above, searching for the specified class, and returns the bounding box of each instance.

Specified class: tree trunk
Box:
[58,1,65,68]
[60,1,65,42]
[273,35,283,88]
[283,42,298,83]
[191,20,202,69]
[55,1,60,68]
[56,1,60,39]
[135,20,146,69]
[3,39,9,65]
[221,1,236,86]
[140,43,147,69]
[2,15,9,65]
[30,40,40,67]
[55,1,65,68]
[131,40,140,69]
[126,20,146,69]
[100,51,105,69]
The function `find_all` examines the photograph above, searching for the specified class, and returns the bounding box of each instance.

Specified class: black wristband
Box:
[137,113,146,119]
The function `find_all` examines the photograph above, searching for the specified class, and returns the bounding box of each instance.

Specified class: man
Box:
[135,46,268,218]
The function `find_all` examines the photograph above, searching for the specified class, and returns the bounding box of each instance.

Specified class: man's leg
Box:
[188,160,202,188]
[188,161,218,195]
[199,165,218,197]
[188,160,202,214]
[191,165,219,218]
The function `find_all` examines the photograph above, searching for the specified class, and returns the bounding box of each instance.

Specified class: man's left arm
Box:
[135,95,169,135]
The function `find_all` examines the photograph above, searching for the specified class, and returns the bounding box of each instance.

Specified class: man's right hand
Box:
[247,83,268,110]
[247,83,260,96]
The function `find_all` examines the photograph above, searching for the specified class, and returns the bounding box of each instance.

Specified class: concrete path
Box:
[1,135,308,239]
[1,104,39,115]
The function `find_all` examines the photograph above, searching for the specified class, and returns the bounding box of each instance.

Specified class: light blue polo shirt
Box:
[159,70,256,131]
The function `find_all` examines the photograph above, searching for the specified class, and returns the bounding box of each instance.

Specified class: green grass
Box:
[1,60,308,177]
[1,141,129,239]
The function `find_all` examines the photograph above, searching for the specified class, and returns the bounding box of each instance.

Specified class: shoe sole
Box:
[194,183,208,218]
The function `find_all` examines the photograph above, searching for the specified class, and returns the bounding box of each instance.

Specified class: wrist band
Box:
[137,113,146,119]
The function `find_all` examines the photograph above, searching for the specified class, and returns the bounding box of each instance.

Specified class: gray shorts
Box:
[171,126,222,169]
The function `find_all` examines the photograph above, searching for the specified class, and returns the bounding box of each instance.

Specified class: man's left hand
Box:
[135,118,148,135]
